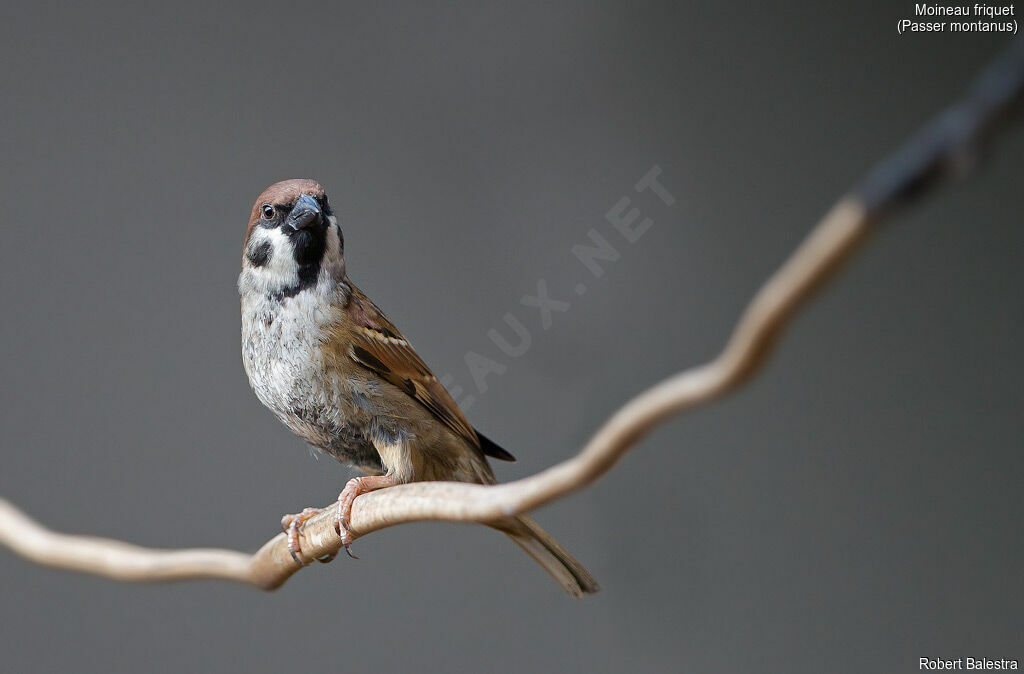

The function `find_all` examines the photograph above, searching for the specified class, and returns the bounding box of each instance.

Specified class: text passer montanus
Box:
[238,179,599,597]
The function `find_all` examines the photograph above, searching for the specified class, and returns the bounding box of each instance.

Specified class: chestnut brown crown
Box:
[245,179,326,244]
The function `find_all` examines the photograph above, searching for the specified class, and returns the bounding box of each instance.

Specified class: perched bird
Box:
[238,179,598,597]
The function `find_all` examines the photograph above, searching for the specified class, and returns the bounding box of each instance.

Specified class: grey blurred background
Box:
[1,2,1020,673]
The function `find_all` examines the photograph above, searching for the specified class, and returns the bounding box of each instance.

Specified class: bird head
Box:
[239,179,344,298]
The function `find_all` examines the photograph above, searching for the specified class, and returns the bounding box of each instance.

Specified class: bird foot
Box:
[280,507,332,566]
[333,475,399,559]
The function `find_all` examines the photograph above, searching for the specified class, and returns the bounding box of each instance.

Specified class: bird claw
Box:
[282,476,395,565]
[280,507,325,567]
[332,474,394,560]
[334,499,360,560]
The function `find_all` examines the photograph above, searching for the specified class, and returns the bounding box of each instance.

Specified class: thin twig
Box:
[2,36,1022,592]
[0,498,253,585]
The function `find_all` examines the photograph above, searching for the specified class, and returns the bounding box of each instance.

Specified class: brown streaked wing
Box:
[342,284,481,451]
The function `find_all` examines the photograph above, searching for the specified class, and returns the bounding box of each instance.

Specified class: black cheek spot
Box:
[247,241,273,267]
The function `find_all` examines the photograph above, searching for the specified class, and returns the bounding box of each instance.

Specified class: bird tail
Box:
[494,515,600,598]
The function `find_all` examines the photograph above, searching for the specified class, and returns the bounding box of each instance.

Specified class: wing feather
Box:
[339,284,514,460]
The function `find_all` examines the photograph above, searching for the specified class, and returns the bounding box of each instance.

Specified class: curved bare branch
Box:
[2,36,1021,592]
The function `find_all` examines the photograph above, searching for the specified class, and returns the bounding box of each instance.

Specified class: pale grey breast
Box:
[240,289,383,472]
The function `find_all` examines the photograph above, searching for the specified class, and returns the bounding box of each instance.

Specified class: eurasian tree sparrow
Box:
[238,179,598,597]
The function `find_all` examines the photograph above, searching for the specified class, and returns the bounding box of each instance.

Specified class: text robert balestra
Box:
[920,658,1019,670]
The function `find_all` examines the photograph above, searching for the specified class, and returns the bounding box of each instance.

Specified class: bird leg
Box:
[280,507,329,566]
[335,475,399,558]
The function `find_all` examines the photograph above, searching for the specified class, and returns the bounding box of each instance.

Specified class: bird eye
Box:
[261,204,275,220]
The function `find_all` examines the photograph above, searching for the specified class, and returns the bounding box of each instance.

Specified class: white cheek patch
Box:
[319,217,345,280]
[240,217,345,297]
[262,228,298,279]
[325,217,340,259]
[240,228,299,294]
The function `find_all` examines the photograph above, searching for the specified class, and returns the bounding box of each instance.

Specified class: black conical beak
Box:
[286,194,323,231]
